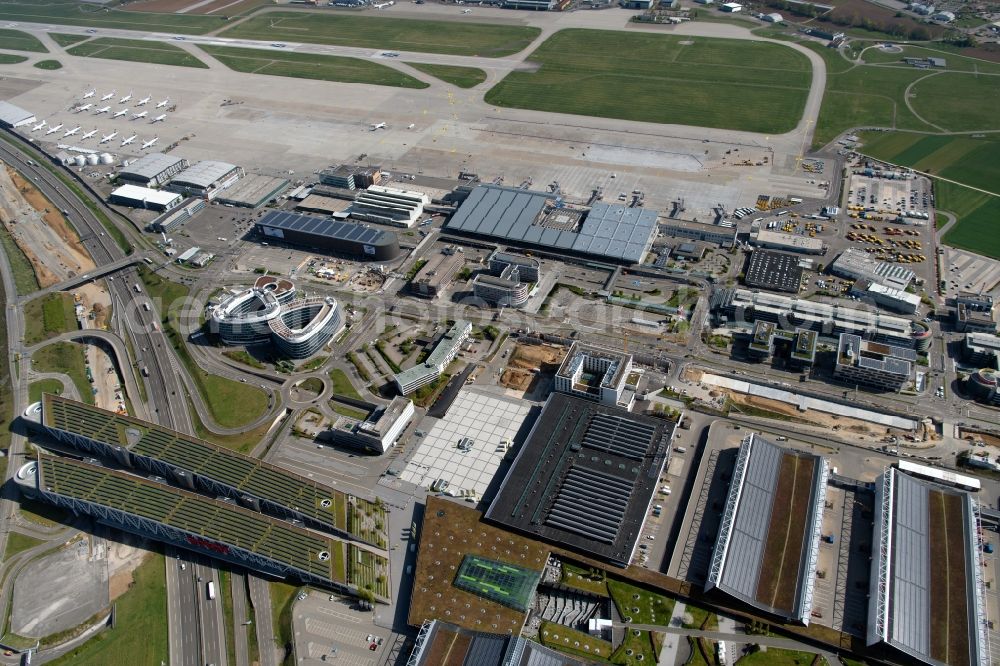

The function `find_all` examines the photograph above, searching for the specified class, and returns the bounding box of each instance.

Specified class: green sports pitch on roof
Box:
[453,555,542,612]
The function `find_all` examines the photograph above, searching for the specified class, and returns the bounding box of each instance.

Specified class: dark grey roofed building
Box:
[408,620,591,666]
[256,211,401,261]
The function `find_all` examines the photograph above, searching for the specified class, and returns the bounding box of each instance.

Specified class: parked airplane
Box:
[112,108,129,118]
[45,124,63,135]
[155,98,169,109]
[82,89,96,100]
[136,95,151,106]
[461,8,471,13]
[132,111,148,120]
[63,126,81,138]
[30,120,46,132]
[119,91,132,104]
[374,1,393,8]
[76,103,93,113]
[120,134,137,147]
[370,122,386,130]
[94,106,111,115]
[141,137,158,150]
[151,114,167,123]
[99,132,118,144]
[100,90,116,101]
[81,129,98,141]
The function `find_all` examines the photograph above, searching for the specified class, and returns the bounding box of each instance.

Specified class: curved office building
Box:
[209,277,341,359]
[270,297,342,359]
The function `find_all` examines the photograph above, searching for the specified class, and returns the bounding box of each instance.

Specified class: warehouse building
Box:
[830,248,915,291]
[743,249,803,294]
[868,463,989,666]
[394,320,472,395]
[707,434,828,624]
[109,184,183,212]
[116,152,189,187]
[256,211,401,261]
[214,174,290,209]
[167,160,244,200]
[712,288,927,348]
[351,185,429,228]
[486,393,674,566]
[445,185,657,264]
[410,251,465,299]
[850,279,920,315]
[328,397,414,454]
[963,332,1000,368]
[660,220,738,248]
[833,333,915,391]
[296,194,351,216]
[955,293,997,333]
[554,342,634,409]
[0,101,35,129]
[150,198,206,233]
[745,321,816,368]
[750,229,826,255]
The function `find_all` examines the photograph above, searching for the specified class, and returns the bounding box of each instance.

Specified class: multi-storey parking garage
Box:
[31,394,388,549]
[208,276,342,359]
[14,455,376,594]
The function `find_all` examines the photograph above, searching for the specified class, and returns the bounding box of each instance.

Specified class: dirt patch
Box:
[0,166,94,287]
[106,537,152,602]
[507,342,566,372]
[928,489,969,666]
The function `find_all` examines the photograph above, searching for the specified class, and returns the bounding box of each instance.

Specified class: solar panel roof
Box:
[445,185,657,263]
[258,210,391,246]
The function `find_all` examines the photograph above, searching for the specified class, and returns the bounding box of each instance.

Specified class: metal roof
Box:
[171,160,238,188]
[111,184,182,207]
[706,434,828,623]
[118,152,187,181]
[409,620,590,666]
[257,210,395,247]
[445,185,657,263]
[0,101,34,126]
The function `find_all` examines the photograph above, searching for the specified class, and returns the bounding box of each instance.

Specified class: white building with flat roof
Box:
[750,230,826,255]
[554,342,635,409]
[351,185,429,228]
[109,184,183,212]
[394,320,472,395]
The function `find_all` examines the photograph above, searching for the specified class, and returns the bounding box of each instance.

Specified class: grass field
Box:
[538,620,613,660]
[0,54,27,65]
[328,367,361,399]
[928,490,970,666]
[68,37,208,68]
[0,0,224,34]
[34,59,63,70]
[3,532,43,561]
[199,45,425,89]
[0,227,40,295]
[909,73,1000,132]
[48,552,167,665]
[270,580,297,665]
[23,293,78,346]
[755,453,814,612]
[0,28,48,53]
[735,647,818,664]
[32,341,93,405]
[857,131,1000,258]
[29,379,65,403]
[607,579,675,625]
[485,29,811,134]
[610,629,657,665]
[50,33,89,48]
[405,62,487,88]
[861,45,1000,74]
[220,12,539,57]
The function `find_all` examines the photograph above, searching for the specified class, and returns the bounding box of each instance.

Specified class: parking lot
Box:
[293,591,386,665]
[942,246,1000,297]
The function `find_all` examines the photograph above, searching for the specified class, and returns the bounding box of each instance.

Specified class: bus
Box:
[207,582,216,601]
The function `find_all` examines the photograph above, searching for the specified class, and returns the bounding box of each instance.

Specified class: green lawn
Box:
[199,45,426,89]
[0,54,27,65]
[735,647,817,665]
[611,629,657,665]
[220,12,540,57]
[29,379,65,403]
[31,341,93,405]
[857,131,1000,258]
[538,620,613,660]
[68,37,208,68]
[607,579,675,626]
[0,227,40,295]
[0,28,48,53]
[3,532,43,561]
[50,33,90,47]
[909,73,1000,132]
[23,292,78,346]
[34,59,63,69]
[328,367,361,399]
[485,29,811,134]
[223,349,266,369]
[270,581,298,666]
[330,401,369,420]
[861,44,1000,73]
[0,0,224,34]
[560,562,610,597]
[48,552,167,665]
[405,62,487,88]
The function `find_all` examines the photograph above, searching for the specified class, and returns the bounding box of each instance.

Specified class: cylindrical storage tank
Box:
[85,153,99,166]
[73,155,86,166]
[99,153,114,165]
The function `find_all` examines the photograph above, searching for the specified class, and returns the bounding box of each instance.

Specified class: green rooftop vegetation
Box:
[453,554,541,612]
